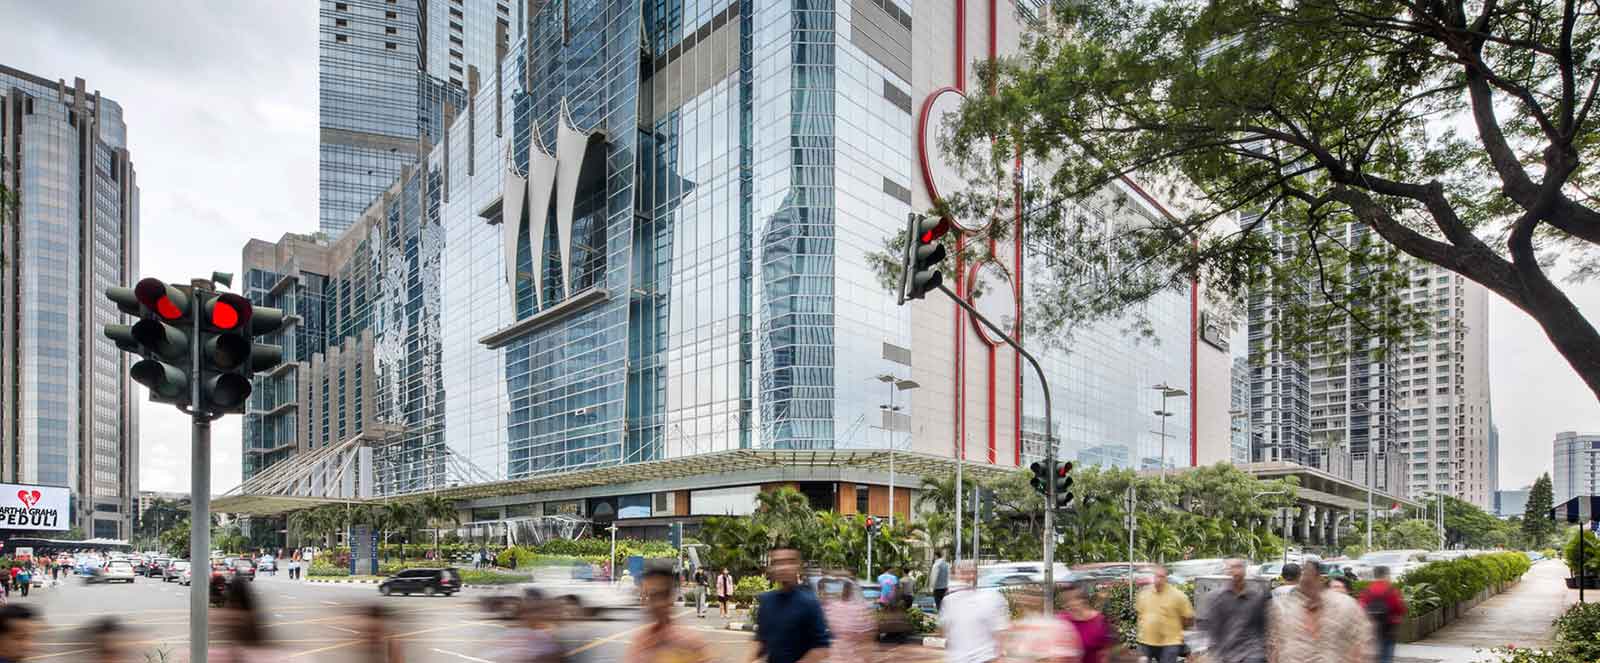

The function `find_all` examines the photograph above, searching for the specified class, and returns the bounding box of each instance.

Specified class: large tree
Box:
[942,0,1600,396]
[1524,472,1558,544]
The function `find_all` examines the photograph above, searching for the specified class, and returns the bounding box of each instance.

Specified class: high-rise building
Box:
[1393,267,1493,509]
[1493,487,1528,518]
[318,0,508,235]
[1554,431,1600,505]
[1488,419,1500,495]
[230,0,1229,536]
[1245,225,1491,506]
[0,65,139,538]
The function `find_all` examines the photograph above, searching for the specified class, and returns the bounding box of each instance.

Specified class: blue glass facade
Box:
[1,66,139,537]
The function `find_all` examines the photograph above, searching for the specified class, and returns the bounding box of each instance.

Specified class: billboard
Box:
[0,483,68,531]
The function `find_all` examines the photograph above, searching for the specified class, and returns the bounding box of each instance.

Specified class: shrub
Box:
[905,605,937,634]
[459,569,528,586]
[1398,551,1530,616]
[1553,602,1600,662]
[1562,528,1600,578]
[732,575,772,607]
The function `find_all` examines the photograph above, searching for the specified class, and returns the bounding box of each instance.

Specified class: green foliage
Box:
[458,569,527,586]
[498,545,537,570]
[159,520,191,558]
[905,605,937,634]
[732,575,772,607]
[1553,602,1600,662]
[1524,475,1558,547]
[308,558,346,577]
[921,0,1600,398]
[1562,527,1600,577]
[1397,552,1529,615]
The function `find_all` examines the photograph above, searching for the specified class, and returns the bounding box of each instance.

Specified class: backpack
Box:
[1365,587,1395,637]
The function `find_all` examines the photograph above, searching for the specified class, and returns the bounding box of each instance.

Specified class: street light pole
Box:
[876,374,920,528]
[1151,384,1187,480]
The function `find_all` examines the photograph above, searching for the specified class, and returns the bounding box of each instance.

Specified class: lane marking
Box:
[285,639,360,659]
[431,648,497,663]
[320,600,342,606]
[566,608,691,656]
[325,625,360,635]
[21,647,96,661]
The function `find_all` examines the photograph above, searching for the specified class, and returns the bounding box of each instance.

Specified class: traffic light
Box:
[102,277,194,406]
[978,488,995,520]
[899,213,950,303]
[864,516,881,535]
[198,292,254,413]
[1054,461,1075,509]
[1030,460,1051,497]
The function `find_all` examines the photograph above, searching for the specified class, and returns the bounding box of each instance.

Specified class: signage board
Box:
[349,525,378,576]
[0,483,69,531]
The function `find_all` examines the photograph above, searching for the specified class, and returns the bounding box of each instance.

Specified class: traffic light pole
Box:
[186,280,217,663]
[935,283,1055,613]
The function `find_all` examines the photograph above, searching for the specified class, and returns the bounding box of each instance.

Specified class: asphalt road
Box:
[17,572,764,662]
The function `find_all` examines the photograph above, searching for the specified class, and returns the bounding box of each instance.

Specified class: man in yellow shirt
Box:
[1135,567,1194,663]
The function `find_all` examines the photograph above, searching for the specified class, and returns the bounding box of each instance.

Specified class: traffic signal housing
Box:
[1030,461,1051,497]
[103,278,194,407]
[899,213,950,303]
[1054,461,1075,509]
[864,516,881,535]
[198,292,255,414]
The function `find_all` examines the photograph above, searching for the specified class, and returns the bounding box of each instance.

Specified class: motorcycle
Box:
[209,570,228,607]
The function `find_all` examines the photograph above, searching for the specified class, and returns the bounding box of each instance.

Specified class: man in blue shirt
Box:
[877,567,900,607]
[753,547,830,663]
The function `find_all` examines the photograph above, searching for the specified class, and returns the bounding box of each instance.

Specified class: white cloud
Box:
[1,0,317,495]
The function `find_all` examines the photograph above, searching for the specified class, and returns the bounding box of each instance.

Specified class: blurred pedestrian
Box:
[16,566,31,598]
[717,568,734,618]
[491,589,563,663]
[693,566,710,618]
[931,552,951,611]
[1058,583,1113,663]
[939,562,1008,663]
[212,575,272,663]
[822,576,874,663]
[753,546,830,663]
[1328,577,1351,595]
[1357,566,1406,663]
[1266,562,1373,663]
[1200,559,1268,663]
[356,604,405,662]
[1134,567,1192,663]
[627,567,710,663]
[0,604,38,663]
[1271,563,1300,598]
[86,616,129,663]
[876,567,899,608]
[1001,586,1081,663]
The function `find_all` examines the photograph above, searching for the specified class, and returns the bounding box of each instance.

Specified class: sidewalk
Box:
[1396,559,1579,663]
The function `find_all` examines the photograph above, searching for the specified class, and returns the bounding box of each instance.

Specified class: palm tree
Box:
[418,494,459,559]
[752,486,816,549]
[381,501,422,559]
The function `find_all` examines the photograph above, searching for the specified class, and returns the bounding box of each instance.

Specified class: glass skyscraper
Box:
[242,0,1207,516]
[1,65,139,539]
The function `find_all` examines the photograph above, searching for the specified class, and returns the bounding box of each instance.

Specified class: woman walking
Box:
[1058,583,1114,663]
[716,568,734,619]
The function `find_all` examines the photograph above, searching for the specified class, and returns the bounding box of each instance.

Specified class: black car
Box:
[378,568,460,597]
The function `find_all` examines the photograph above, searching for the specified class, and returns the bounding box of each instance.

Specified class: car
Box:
[91,560,137,584]
[164,560,191,583]
[379,568,461,597]
[146,558,170,577]
[1165,558,1230,585]
[257,555,277,574]
[975,562,1073,591]
[179,566,194,586]
[232,559,256,581]
[1070,562,1163,588]
[1356,549,1427,579]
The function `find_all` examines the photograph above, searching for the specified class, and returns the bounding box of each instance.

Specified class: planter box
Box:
[1564,576,1600,589]
[1396,578,1518,643]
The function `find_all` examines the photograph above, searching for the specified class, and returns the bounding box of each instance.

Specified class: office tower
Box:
[1553,431,1600,505]
[1393,267,1493,509]
[0,65,139,538]
[1246,221,1407,497]
[318,0,510,235]
[1489,420,1500,495]
[1493,487,1528,518]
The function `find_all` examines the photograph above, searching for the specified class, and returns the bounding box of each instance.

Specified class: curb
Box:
[307,578,380,585]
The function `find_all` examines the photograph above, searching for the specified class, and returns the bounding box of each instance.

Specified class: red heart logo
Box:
[16,490,38,509]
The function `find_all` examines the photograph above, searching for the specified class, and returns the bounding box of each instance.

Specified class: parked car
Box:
[232,559,256,581]
[257,555,277,574]
[164,560,191,583]
[1356,549,1427,579]
[146,558,170,577]
[1070,562,1162,588]
[975,562,1073,590]
[380,568,462,597]
[1165,558,1230,584]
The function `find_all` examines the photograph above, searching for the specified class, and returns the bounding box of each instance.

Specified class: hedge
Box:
[1398,551,1530,615]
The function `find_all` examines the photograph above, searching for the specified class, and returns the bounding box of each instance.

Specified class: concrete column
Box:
[1296,505,1310,544]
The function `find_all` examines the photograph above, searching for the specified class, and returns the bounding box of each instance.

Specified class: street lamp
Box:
[1351,401,1376,552]
[875,374,920,527]
[1151,384,1187,481]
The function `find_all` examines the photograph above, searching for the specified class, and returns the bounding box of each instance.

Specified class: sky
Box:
[0,1,317,495]
[1,1,1597,497]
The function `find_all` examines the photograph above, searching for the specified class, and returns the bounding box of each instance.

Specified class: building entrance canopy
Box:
[213,449,1017,516]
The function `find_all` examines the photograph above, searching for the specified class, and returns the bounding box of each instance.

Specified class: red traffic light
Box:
[135,278,190,321]
[206,293,252,331]
[1058,462,1073,477]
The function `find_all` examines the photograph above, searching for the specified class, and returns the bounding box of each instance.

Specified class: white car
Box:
[96,560,137,584]
[976,562,1072,590]
[480,569,639,619]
